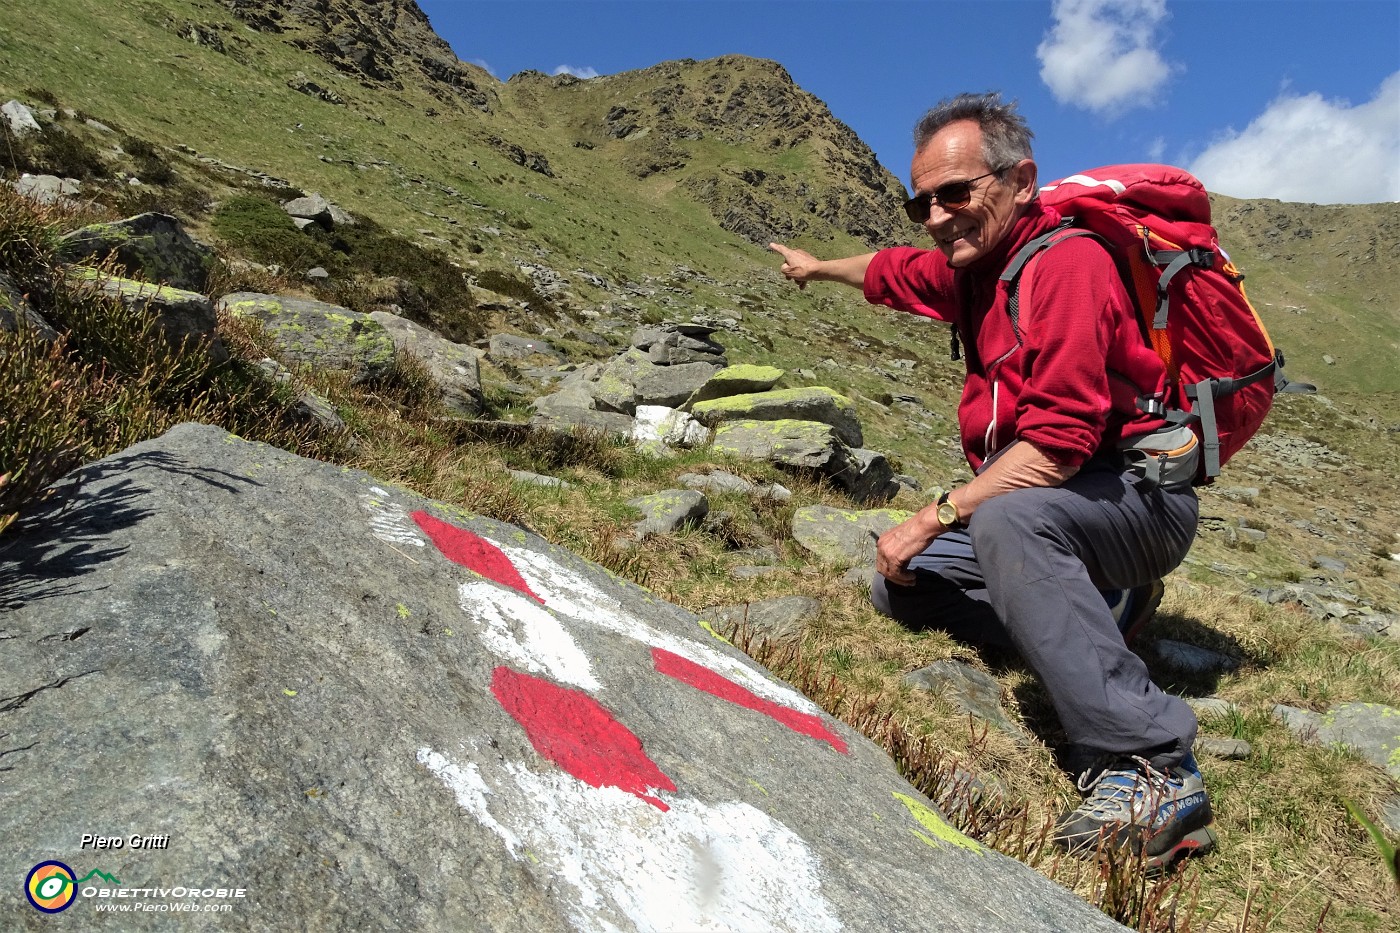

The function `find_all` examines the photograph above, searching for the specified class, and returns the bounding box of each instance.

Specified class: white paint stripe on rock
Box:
[361,487,427,548]
[458,581,600,691]
[419,746,843,933]
[501,545,820,714]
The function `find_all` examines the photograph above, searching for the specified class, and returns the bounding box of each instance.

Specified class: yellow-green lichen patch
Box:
[892,792,983,855]
[697,619,731,644]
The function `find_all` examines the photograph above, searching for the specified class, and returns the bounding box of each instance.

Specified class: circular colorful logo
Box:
[25,861,76,913]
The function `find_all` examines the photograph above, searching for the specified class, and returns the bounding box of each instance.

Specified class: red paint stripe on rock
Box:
[412,511,542,603]
[491,666,676,810]
[651,647,848,754]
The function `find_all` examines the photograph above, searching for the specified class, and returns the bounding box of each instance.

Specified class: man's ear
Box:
[1011,159,1039,205]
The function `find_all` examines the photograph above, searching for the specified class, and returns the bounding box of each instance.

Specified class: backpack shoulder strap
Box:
[999,220,1102,347]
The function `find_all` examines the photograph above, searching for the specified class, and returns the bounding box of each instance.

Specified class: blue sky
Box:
[415,0,1399,204]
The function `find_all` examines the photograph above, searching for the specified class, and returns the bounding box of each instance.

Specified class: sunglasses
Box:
[902,170,1004,223]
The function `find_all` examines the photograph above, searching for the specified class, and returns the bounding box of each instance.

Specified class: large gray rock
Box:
[692,387,863,448]
[1273,702,1400,780]
[711,418,848,472]
[88,273,227,362]
[589,349,723,414]
[625,488,709,537]
[530,384,636,437]
[834,447,898,504]
[281,192,355,228]
[791,505,913,567]
[2,98,41,136]
[0,424,1124,931]
[58,213,215,292]
[369,310,483,416]
[684,363,785,407]
[12,173,81,206]
[632,325,727,365]
[218,292,395,385]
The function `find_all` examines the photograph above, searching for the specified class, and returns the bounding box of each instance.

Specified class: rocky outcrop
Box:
[529,326,900,503]
[58,213,215,292]
[691,386,863,448]
[218,292,395,384]
[0,424,1124,932]
[281,192,356,229]
[369,309,483,415]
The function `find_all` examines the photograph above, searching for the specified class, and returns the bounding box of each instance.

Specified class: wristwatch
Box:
[936,491,966,530]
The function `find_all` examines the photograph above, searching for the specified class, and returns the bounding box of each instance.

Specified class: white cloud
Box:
[1188,72,1400,204]
[469,58,498,79]
[1037,0,1177,115]
[552,64,599,80]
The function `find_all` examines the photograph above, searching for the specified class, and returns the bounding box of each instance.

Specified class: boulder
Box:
[58,213,215,292]
[281,192,355,228]
[678,470,756,496]
[685,363,785,407]
[218,292,395,385]
[1274,702,1400,780]
[593,349,721,414]
[692,386,863,448]
[0,271,59,341]
[711,418,847,473]
[87,273,227,362]
[2,98,41,136]
[632,325,727,365]
[369,310,484,416]
[12,173,80,206]
[625,489,709,537]
[631,405,708,448]
[530,387,635,438]
[833,448,898,504]
[634,360,722,408]
[0,424,1124,931]
[791,505,913,567]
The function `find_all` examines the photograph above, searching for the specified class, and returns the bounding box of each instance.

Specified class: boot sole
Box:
[1144,824,1218,875]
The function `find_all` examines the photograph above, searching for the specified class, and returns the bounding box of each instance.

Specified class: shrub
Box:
[211,194,337,272]
[2,123,109,180]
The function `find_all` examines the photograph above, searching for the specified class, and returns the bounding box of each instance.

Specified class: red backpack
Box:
[1003,164,1307,484]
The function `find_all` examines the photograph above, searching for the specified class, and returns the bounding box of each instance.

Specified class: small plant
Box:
[1342,797,1400,894]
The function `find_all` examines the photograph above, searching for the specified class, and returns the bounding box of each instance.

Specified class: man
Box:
[769,92,1215,870]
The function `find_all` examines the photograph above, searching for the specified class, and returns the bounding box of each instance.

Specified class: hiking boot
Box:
[1054,752,1216,873]
[1104,578,1165,646]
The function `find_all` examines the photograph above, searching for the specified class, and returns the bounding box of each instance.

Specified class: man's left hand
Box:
[875,510,944,585]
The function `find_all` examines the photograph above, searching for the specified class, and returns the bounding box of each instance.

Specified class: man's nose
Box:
[922,203,956,233]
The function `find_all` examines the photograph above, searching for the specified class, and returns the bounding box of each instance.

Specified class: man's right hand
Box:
[769,242,820,290]
[769,243,876,291]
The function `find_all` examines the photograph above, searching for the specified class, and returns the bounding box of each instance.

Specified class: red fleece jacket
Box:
[863,202,1168,471]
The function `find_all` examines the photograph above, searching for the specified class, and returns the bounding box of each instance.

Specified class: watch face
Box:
[938,503,957,526]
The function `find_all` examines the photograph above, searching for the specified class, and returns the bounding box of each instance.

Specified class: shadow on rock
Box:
[0,450,258,611]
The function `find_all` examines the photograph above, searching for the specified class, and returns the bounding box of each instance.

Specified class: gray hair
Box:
[912,92,1034,172]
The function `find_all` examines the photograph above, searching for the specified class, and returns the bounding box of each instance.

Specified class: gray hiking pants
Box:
[870,462,1200,770]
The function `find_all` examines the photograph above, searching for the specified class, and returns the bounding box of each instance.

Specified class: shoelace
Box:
[1074,756,1173,820]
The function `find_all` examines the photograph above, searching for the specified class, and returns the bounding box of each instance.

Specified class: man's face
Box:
[909,120,1033,267]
